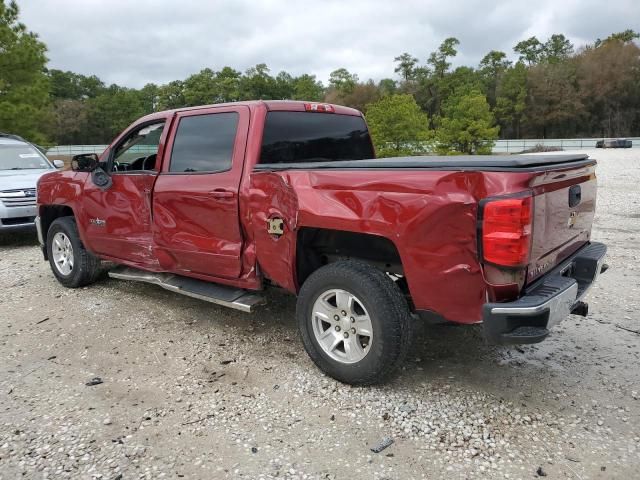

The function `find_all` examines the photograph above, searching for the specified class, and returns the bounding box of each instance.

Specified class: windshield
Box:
[260,112,374,164]
[0,144,52,170]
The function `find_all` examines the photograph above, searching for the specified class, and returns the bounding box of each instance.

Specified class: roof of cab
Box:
[135,100,363,124]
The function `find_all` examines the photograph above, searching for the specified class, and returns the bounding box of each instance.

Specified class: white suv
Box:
[0,133,63,232]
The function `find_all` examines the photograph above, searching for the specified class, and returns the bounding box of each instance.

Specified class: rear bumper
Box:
[483,242,607,345]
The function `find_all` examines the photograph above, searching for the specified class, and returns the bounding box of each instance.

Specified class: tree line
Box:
[1,0,639,155]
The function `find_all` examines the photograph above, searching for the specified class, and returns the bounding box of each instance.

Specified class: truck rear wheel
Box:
[46,216,102,288]
[297,261,412,385]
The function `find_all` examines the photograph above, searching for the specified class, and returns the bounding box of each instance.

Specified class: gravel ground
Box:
[1,148,639,479]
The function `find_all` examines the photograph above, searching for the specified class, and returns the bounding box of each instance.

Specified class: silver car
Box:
[0,133,64,232]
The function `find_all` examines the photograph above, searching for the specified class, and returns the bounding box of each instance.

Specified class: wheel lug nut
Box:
[350,317,355,323]
[333,315,340,321]
[351,328,356,334]
[343,332,349,338]
[341,310,347,316]
[335,326,341,331]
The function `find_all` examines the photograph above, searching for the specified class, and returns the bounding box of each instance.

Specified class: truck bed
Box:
[250,152,598,322]
[254,154,595,172]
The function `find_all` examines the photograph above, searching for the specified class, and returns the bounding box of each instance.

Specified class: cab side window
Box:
[112,122,165,172]
[169,112,238,173]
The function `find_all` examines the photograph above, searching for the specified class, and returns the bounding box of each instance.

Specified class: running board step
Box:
[108,267,265,313]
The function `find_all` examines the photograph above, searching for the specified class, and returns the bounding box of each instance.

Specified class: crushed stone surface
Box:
[0,148,638,479]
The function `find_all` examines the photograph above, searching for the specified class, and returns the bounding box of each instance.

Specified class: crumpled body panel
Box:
[248,169,534,324]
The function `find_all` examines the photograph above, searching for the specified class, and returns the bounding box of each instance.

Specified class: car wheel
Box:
[297,260,413,385]
[46,216,102,288]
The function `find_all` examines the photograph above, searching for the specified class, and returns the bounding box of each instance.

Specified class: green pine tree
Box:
[365,94,431,157]
[435,92,499,154]
[0,0,50,143]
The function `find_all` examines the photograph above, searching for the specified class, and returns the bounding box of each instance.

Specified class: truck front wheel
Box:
[46,216,103,288]
[297,261,412,385]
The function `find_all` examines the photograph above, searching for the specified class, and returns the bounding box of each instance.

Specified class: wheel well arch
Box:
[296,227,404,288]
[39,205,75,242]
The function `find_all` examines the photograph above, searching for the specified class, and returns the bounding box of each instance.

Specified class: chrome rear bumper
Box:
[483,242,607,345]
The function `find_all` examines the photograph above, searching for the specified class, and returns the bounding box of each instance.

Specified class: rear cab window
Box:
[259,112,374,164]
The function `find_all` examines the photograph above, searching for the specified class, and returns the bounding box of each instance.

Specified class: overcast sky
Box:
[17,0,640,88]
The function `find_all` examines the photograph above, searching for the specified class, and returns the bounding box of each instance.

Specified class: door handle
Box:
[209,189,235,199]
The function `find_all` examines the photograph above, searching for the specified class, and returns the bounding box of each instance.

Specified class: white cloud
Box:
[17,0,640,87]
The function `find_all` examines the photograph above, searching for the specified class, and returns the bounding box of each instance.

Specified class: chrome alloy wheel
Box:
[311,289,373,364]
[52,232,74,275]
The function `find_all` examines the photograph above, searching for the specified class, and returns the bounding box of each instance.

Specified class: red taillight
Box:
[304,103,335,113]
[481,196,533,267]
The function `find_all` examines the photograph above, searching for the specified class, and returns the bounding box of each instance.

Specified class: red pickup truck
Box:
[36,100,607,384]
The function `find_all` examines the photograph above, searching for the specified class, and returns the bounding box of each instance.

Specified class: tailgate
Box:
[527,162,597,283]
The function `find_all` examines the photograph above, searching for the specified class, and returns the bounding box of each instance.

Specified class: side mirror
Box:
[71,153,99,172]
[53,159,65,169]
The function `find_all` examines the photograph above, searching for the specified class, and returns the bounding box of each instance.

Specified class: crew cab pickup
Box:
[36,101,607,384]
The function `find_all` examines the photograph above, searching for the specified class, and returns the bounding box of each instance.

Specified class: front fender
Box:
[37,171,90,247]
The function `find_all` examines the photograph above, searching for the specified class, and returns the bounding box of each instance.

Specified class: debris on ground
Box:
[85,377,103,386]
[370,436,394,453]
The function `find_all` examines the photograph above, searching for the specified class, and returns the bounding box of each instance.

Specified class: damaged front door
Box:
[81,121,167,266]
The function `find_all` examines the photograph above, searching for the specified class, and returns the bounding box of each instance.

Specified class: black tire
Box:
[297,260,413,385]
[46,216,103,288]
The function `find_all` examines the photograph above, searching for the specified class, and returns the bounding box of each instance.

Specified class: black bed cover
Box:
[254,154,595,172]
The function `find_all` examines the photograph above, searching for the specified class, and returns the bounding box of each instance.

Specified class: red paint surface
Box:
[527,167,596,282]
[152,106,250,279]
[37,100,597,325]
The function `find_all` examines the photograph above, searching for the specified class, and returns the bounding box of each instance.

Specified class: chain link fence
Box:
[493,138,638,153]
